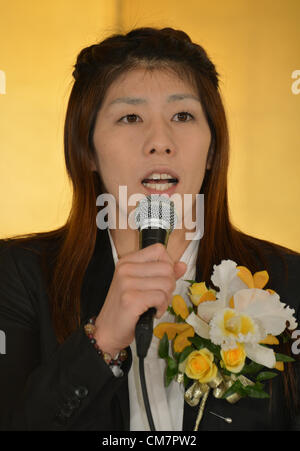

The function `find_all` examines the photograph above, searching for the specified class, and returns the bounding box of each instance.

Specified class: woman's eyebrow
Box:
[107,93,201,107]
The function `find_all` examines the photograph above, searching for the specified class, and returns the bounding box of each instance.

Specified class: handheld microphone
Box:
[134,194,177,358]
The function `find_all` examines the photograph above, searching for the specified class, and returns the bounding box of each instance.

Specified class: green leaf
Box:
[174,315,186,323]
[219,366,232,377]
[279,330,291,343]
[256,371,278,382]
[188,336,204,349]
[178,346,194,364]
[158,333,169,359]
[275,352,295,362]
[222,378,270,400]
[222,380,247,399]
[242,361,265,375]
[165,371,173,387]
[166,306,186,323]
[173,351,181,362]
[188,336,221,360]
[167,356,178,372]
[165,357,178,387]
[184,279,197,285]
[243,383,270,399]
[167,306,176,316]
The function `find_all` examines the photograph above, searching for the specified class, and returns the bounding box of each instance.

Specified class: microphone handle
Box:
[135,227,170,358]
[138,227,170,249]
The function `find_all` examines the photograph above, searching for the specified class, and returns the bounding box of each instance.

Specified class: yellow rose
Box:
[184,348,218,383]
[189,282,208,296]
[220,343,246,373]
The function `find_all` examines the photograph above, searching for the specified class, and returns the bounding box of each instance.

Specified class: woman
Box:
[0,27,299,431]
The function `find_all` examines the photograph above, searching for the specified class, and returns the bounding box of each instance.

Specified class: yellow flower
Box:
[184,348,218,383]
[217,309,256,341]
[189,282,216,306]
[209,307,262,352]
[172,295,189,319]
[229,267,270,308]
[259,334,279,345]
[236,266,269,290]
[220,343,246,373]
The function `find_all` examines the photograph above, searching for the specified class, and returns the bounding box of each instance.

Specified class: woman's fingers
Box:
[94,242,187,356]
[120,275,176,300]
[121,289,170,319]
[116,260,175,278]
[120,242,173,264]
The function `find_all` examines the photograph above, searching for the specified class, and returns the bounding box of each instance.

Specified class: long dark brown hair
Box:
[3,27,299,418]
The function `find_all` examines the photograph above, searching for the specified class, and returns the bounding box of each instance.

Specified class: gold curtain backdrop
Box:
[0,0,299,251]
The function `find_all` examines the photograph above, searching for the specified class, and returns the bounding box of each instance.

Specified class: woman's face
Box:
[92,67,212,224]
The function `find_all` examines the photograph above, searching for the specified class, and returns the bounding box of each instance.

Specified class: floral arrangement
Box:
[154,259,298,430]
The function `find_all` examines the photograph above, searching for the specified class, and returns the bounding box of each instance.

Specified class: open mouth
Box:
[142,178,179,191]
[141,168,179,192]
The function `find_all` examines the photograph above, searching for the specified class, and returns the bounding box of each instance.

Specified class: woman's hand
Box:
[93,243,187,358]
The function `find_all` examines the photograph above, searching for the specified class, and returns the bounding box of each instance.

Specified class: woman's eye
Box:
[174,112,194,122]
[118,114,141,124]
[118,111,194,124]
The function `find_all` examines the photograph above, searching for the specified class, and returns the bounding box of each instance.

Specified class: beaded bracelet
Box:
[84,316,128,377]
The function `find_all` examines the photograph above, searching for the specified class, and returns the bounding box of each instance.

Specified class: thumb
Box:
[174,261,187,280]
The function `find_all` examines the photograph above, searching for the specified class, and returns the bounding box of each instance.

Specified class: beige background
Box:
[0,0,299,251]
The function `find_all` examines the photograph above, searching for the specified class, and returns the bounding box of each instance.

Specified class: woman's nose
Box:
[149,148,171,154]
[143,120,175,156]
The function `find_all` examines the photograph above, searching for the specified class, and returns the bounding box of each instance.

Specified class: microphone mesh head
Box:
[134,194,177,232]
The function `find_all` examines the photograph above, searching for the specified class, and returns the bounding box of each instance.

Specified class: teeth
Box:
[145,172,175,180]
[142,182,176,191]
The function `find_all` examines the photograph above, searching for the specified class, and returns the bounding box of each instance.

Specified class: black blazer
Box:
[0,228,299,431]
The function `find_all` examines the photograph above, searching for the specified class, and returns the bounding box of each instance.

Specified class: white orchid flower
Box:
[186,259,298,369]
[195,260,248,323]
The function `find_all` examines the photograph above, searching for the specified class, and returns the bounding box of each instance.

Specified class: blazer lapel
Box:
[80,227,115,323]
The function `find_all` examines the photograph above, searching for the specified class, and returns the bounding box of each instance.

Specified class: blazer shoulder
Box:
[0,237,53,327]
[260,244,300,284]
[0,237,47,279]
[0,234,60,271]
